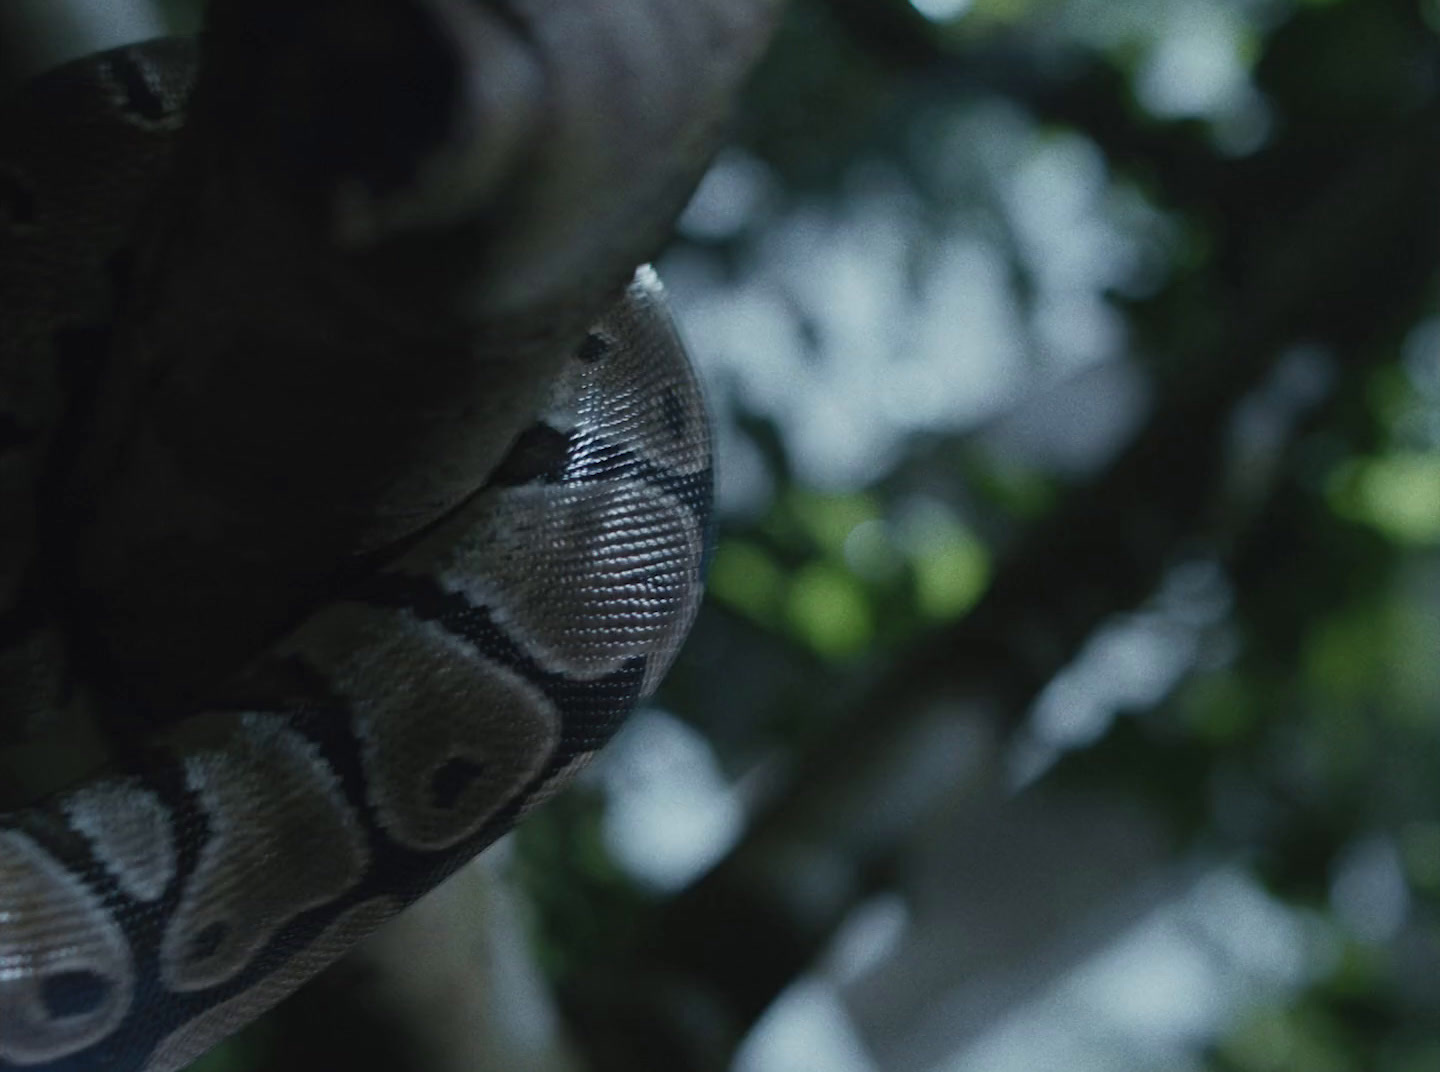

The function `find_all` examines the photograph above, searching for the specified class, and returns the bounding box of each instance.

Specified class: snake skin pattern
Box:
[0,0,779,1065]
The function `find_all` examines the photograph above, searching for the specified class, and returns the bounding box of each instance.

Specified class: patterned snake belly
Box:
[0,2,776,1067]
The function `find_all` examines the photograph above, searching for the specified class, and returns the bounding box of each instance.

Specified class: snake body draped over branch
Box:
[0,1,781,1067]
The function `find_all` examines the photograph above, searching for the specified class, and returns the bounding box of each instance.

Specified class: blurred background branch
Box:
[557,69,1440,1072]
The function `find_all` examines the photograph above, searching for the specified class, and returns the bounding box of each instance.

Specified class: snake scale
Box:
[0,1,779,1068]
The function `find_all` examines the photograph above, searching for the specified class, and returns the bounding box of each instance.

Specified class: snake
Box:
[0,1,779,1068]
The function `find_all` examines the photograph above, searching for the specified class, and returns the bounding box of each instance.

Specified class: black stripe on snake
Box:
[0,1,779,1068]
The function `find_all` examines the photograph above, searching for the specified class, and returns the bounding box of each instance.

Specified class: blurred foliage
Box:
[708,487,991,658]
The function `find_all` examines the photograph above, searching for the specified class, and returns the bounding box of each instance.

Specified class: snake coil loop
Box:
[0,0,783,1063]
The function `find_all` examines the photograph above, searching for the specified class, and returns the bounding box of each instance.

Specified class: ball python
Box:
[0,1,779,1068]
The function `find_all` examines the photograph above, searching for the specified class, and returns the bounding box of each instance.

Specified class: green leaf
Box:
[1328,453,1440,546]
[786,562,874,658]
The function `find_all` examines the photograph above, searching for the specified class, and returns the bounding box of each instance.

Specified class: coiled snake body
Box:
[0,2,777,1068]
